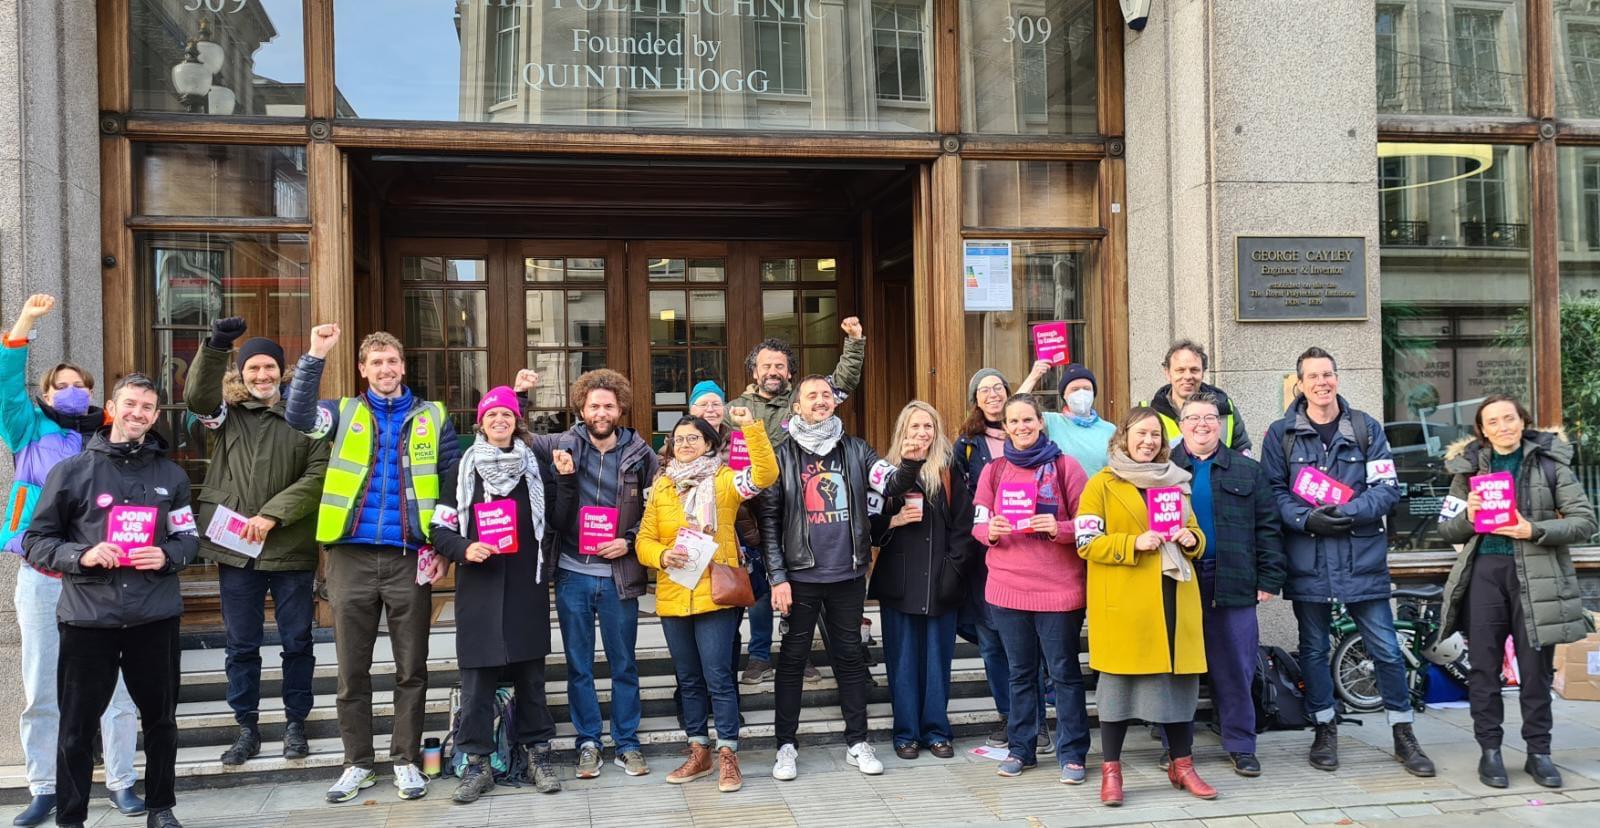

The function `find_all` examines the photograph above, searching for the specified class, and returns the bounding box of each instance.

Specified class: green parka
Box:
[184,343,330,571]
[1438,428,1597,649]
[730,335,865,445]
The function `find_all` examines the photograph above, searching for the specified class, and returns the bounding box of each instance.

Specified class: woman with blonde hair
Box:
[869,401,975,759]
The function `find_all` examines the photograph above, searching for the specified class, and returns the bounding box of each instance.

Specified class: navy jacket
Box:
[1172,442,1286,607]
[1260,395,1400,604]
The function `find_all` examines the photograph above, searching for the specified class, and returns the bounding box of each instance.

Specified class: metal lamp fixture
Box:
[171,18,236,115]
[170,40,213,113]
[1120,0,1151,30]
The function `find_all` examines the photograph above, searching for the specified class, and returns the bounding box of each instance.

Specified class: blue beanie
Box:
[689,380,726,407]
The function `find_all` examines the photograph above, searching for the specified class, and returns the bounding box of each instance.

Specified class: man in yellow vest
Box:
[283,324,461,805]
[1141,340,1253,456]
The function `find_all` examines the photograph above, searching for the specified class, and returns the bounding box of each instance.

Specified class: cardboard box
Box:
[1554,630,1600,702]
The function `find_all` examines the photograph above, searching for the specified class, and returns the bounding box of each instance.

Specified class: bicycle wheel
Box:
[1332,629,1416,713]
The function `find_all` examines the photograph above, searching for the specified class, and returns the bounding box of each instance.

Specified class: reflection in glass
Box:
[801,347,842,378]
[763,290,800,342]
[526,256,606,282]
[650,291,689,346]
[525,350,568,412]
[1557,6,1600,119]
[1379,142,1531,552]
[649,259,687,282]
[692,350,727,388]
[689,291,727,344]
[132,0,310,116]
[801,291,839,343]
[334,0,932,131]
[963,160,1097,228]
[525,290,567,347]
[1556,147,1600,537]
[963,239,1096,414]
[1374,1,1526,117]
[762,259,797,282]
[652,351,690,406]
[688,259,726,282]
[408,351,447,409]
[135,144,307,218]
[960,0,1096,135]
[449,351,489,412]
[569,290,607,347]
[403,257,486,282]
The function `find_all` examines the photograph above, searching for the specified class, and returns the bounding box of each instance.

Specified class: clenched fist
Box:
[308,324,340,359]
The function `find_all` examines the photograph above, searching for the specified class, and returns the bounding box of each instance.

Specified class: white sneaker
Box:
[393,763,428,800]
[772,744,799,781]
[847,742,884,775]
[324,766,376,803]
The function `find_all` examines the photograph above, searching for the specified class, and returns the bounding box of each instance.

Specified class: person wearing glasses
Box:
[1169,393,1285,777]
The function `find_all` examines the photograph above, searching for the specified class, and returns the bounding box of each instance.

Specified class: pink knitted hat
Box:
[477,386,520,423]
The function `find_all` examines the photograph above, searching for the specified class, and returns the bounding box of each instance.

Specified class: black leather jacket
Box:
[757,434,921,585]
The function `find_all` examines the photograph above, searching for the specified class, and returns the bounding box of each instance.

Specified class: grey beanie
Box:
[967,368,1008,405]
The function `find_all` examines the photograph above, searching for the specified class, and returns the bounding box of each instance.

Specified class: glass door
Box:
[628,243,733,449]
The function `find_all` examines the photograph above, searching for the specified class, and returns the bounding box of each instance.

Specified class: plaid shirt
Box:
[1172,443,1286,607]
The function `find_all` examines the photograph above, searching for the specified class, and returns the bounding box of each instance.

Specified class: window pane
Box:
[568,290,607,347]
[525,258,564,283]
[131,0,306,116]
[688,259,725,283]
[648,258,686,283]
[689,291,726,345]
[449,351,489,413]
[1557,146,1600,541]
[801,291,839,343]
[135,144,307,218]
[802,347,842,378]
[763,290,800,342]
[568,258,606,281]
[692,349,727,388]
[801,258,836,282]
[524,350,567,412]
[961,0,1097,135]
[964,160,1098,227]
[525,290,566,347]
[403,290,447,348]
[408,351,447,411]
[332,0,933,131]
[1379,143,1532,553]
[963,239,1098,415]
[762,259,798,283]
[404,289,486,348]
[652,351,689,407]
[403,257,485,282]
[650,291,688,346]
[1558,11,1600,119]
[1376,2,1526,117]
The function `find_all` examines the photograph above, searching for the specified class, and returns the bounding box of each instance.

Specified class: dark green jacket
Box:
[731,335,865,446]
[1438,429,1596,649]
[184,343,330,571]
[1172,442,1286,606]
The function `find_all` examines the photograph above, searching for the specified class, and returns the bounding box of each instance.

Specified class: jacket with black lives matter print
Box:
[23,429,199,627]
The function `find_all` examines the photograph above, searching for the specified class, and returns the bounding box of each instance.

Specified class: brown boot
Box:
[667,742,714,784]
[717,747,743,792]
[1168,755,1218,800]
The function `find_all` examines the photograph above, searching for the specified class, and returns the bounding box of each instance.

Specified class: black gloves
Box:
[207,316,247,350]
[1304,504,1355,537]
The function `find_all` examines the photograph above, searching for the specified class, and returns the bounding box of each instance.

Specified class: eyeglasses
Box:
[1181,414,1221,425]
[672,434,704,446]
[976,384,1007,398]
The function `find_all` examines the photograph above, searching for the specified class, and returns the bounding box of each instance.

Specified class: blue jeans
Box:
[969,617,1048,723]
[991,606,1090,766]
[218,564,316,726]
[881,607,957,747]
[556,570,642,752]
[661,609,742,751]
[745,549,773,662]
[1295,598,1414,725]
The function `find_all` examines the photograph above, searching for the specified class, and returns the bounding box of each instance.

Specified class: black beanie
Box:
[1057,363,1097,396]
[236,337,285,372]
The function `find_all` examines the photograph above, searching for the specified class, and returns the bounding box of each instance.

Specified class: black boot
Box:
[1392,723,1435,777]
[220,725,261,766]
[1524,753,1563,788]
[146,808,183,828]
[1477,748,1508,788]
[452,756,495,804]
[1309,722,1339,771]
[11,793,55,827]
[283,720,310,760]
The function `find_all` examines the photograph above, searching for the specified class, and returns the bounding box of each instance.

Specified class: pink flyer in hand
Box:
[996,481,1037,533]
[1471,471,1516,533]
[1292,466,1354,507]
[474,498,520,554]
[105,505,157,566]
[1146,486,1184,539]
[1032,321,1071,365]
[578,506,619,555]
[728,431,751,471]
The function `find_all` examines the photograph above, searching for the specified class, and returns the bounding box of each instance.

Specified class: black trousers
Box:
[775,576,869,748]
[456,660,558,756]
[58,617,181,823]
[1467,555,1557,754]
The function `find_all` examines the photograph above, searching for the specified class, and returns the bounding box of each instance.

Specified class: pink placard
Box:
[1292,466,1355,507]
[474,498,520,554]
[1032,321,1071,366]
[105,505,157,566]
[996,481,1037,533]
[728,431,751,472]
[1471,472,1517,533]
[1146,486,1184,539]
[578,506,619,555]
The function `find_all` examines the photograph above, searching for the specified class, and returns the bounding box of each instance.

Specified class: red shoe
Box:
[1168,755,1218,800]
[1100,760,1124,806]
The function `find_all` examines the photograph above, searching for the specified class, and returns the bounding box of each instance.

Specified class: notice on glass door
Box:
[963,241,1013,312]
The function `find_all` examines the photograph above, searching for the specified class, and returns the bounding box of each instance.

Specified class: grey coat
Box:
[1438,429,1597,649]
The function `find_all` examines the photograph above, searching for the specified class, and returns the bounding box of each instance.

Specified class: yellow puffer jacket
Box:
[638,422,778,617]
[1075,468,1208,676]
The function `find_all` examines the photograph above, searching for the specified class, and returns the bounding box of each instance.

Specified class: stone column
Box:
[1124,0,1381,446]
[0,0,104,764]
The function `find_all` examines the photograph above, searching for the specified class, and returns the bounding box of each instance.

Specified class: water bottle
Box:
[421,738,442,778]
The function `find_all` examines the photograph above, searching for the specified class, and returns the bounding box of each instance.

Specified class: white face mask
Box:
[1065,388,1095,417]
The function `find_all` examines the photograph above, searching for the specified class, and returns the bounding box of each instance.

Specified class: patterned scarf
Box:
[457,436,546,545]
[1106,446,1193,581]
[665,453,722,532]
[788,415,844,457]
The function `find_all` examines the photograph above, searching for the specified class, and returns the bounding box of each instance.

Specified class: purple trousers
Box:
[1198,559,1260,753]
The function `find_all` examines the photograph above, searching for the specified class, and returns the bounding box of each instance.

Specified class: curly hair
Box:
[358,331,405,364]
[569,368,633,415]
[744,337,798,380]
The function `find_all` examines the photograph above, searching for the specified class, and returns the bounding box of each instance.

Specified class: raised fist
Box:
[309,324,340,359]
[20,294,55,321]
[208,316,248,349]
[728,406,754,427]
[514,369,541,394]
[840,316,863,339]
[552,449,575,476]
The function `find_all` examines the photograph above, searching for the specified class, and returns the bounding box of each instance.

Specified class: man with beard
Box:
[25,373,200,828]
[184,317,329,767]
[1139,340,1252,455]
[521,368,658,780]
[760,376,924,782]
[284,325,459,804]
[731,316,864,445]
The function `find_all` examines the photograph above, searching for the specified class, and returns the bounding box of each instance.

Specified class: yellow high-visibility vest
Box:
[315,397,445,545]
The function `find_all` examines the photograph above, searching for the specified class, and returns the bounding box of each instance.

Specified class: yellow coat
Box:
[638,422,778,617]
[1075,468,1208,676]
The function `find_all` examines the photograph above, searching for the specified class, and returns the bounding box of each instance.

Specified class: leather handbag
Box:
[711,550,756,608]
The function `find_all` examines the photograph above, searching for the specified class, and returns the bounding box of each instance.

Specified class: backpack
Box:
[1252,645,1312,732]
[441,685,525,782]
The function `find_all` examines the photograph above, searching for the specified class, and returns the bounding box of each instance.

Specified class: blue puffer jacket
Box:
[1260,395,1401,604]
[347,387,415,549]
